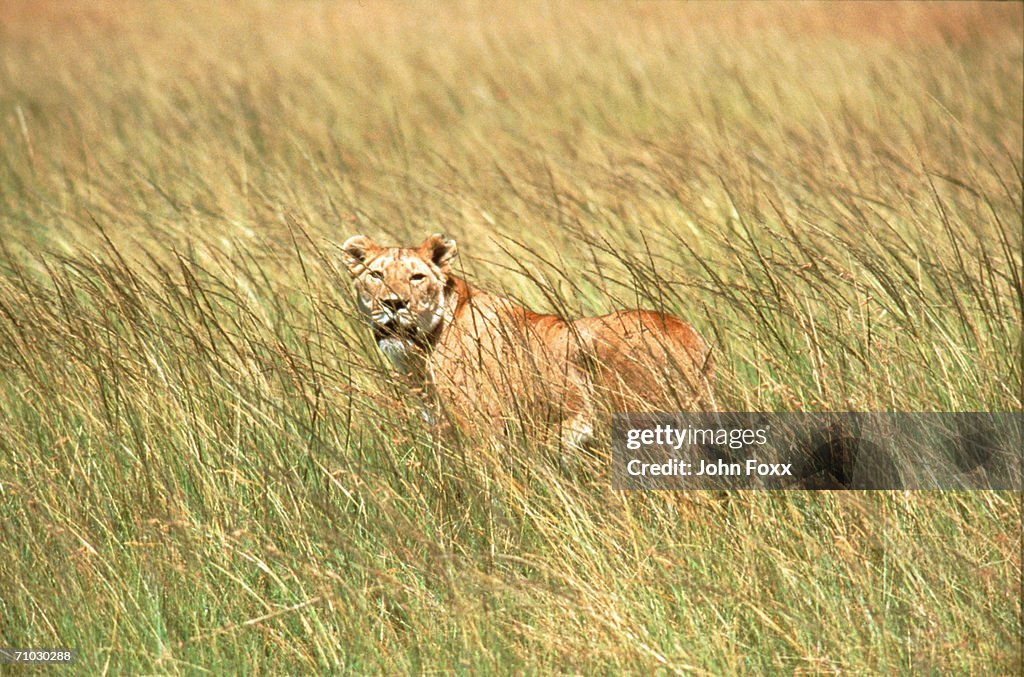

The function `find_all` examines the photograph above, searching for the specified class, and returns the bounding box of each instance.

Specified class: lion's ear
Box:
[341,235,381,276]
[419,233,458,270]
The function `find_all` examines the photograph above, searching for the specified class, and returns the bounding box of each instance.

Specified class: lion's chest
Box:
[377,337,417,376]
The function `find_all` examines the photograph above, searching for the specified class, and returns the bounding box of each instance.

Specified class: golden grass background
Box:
[0,1,1021,673]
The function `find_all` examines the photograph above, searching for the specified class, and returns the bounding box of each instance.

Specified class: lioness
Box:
[342,233,714,449]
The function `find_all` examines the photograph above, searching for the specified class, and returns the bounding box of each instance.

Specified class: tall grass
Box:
[0,1,1020,673]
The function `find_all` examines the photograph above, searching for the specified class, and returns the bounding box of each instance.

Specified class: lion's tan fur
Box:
[342,233,715,448]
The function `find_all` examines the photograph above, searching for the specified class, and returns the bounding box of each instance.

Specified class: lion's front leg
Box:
[560,410,595,453]
[557,372,597,467]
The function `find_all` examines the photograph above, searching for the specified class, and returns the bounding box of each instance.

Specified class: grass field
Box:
[0,1,1021,673]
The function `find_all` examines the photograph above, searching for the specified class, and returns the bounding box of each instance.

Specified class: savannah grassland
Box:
[0,2,1021,674]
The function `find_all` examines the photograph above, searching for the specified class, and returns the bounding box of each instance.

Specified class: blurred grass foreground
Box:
[0,1,1021,673]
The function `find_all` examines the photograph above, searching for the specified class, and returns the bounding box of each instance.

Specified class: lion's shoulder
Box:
[438,279,574,360]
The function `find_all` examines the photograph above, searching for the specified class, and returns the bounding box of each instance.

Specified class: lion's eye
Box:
[368,270,384,280]
[410,273,426,283]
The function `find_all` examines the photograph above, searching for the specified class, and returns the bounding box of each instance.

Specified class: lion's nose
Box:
[381,298,407,312]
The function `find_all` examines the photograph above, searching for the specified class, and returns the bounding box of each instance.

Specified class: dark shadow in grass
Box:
[796,419,902,490]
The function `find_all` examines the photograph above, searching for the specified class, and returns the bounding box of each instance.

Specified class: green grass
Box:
[0,1,1021,673]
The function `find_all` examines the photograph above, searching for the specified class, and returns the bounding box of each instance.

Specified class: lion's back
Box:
[571,309,714,411]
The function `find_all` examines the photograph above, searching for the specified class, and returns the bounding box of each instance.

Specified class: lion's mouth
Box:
[373,316,417,341]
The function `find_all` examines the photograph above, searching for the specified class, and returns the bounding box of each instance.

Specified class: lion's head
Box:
[341,233,458,352]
